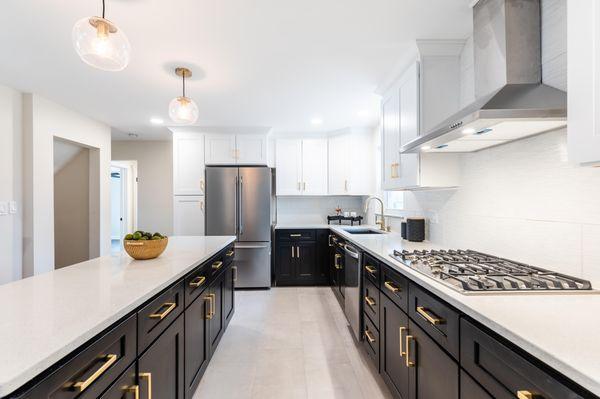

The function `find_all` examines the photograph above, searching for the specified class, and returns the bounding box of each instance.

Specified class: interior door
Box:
[205,167,237,236]
[238,167,271,242]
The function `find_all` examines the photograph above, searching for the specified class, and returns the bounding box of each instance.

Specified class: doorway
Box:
[111,160,138,253]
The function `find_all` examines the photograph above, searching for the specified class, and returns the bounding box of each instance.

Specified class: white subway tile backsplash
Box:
[582,224,600,286]
[276,196,365,225]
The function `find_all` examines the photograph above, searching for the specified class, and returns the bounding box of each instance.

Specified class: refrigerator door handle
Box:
[239,175,244,236]
[234,175,239,236]
[234,244,270,249]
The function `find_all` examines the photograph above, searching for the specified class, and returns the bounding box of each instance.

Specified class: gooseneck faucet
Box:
[364,196,388,231]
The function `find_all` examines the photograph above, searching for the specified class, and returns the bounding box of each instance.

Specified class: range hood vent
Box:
[401,0,566,154]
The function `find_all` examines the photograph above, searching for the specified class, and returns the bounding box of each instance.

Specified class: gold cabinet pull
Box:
[226,250,234,257]
[290,233,302,237]
[384,281,400,293]
[296,246,300,259]
[124,385,140,399]
[212,261,223,270]
[416,306,444,325]
[139,372,152,399]
[200,179,205,193]
[365,265,377,275]
[364,296,376,307]
[149,302,176,320]
[405,335,415,367]
[334,253,342,269]
[364,329,376,343]
[232,266,238,282]
[204,295,213,319]
[399,326,407,357]
[517,391,542,399]
[73,354,118,391]
[210,293,216,315]
[189,276,206,288]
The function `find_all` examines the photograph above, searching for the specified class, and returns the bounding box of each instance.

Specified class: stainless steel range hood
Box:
[401,0,566,154]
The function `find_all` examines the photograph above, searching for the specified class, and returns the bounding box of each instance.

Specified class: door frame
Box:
[111,160,138,236]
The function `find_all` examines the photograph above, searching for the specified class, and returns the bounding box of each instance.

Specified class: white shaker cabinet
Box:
[173,132,205,195]
[205,133,237,165]
[205,133,268,165]
[568,0,600,165]
[328,132,373,195]
[275,138,328,195]
[382,90,401,190]
[173,195,205,235]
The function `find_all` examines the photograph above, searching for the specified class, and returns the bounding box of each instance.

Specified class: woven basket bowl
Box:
[124,237,168,260]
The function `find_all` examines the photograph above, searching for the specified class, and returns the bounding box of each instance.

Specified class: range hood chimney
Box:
[401,0,567,153]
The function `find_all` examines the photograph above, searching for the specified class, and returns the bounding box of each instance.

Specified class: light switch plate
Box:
[0,202,8,216]
[9,201,17,214]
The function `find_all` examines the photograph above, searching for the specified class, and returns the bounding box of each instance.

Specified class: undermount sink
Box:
[342,229,384,235]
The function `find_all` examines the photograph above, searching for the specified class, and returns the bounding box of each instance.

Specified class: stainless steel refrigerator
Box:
[205,166,272,288]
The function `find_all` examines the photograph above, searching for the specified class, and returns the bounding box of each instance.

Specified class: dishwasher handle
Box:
[344,244,359,259]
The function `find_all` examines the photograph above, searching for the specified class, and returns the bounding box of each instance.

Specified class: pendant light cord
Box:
[102,0,106,18]
[182,73,186,98]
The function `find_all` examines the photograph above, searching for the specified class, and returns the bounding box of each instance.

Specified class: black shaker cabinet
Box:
[274,229,325,285]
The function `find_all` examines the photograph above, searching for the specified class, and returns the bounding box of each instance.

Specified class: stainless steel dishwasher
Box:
[343,243,361,341]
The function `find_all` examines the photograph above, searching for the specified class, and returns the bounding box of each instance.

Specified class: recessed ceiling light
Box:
[421,145,431,151]
[357,110,369,118]
[462,128,476,135]
[150,117,164,125]
[310,118,323,125]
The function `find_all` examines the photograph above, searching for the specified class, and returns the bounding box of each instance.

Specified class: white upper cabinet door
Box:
[347,132,374,195]
[236,134,268,165]
[173,196,205,235]
[382,91,401,190]
[301,138,328,195]
[275,139,303,195]
[328,134,348,195]
[205,133,236,165]
[568,0,600,165]
[173,133,205,195]
[398,63,420,188]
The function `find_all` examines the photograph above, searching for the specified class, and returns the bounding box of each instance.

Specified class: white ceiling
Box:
[0,0,472,140]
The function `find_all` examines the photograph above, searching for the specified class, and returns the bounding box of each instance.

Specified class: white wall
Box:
[0,85,23,284]
[112,141,173,235]
[22,94,112,277]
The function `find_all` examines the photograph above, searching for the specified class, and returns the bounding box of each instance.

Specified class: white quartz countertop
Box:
[326,226,600,397]
[0,236,235,397]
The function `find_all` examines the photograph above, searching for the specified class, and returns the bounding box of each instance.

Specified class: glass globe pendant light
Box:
[72,0,131,71]
[169,68,199,125]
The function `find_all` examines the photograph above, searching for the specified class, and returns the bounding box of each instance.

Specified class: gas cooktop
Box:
[390,249,593,294]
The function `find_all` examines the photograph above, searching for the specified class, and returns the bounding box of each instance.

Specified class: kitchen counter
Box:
[0,235,236,397]
[277,223,600,396]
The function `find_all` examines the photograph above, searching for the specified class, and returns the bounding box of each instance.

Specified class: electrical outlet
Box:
[9,201,17,214]
[0,202,8,216]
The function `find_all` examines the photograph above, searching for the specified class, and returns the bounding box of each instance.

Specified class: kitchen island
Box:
[0,236,236,398]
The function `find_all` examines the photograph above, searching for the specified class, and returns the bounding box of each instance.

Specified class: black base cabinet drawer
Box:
[363,277,380,327]
[381,266,409,313]
[19,314,137,399]
[460,370,493,399]
[363,253,380,285]
[461,319,586,399]
[99,364,137,399]
[138,281,184,353]
[138,315,185,399]
[277,229,316,241]
[363,315,380,372]
[409,283,460,360]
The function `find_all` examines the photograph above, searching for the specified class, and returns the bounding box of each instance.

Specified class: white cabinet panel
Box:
[205,134,236,165]
[275,139,302,195]
[568,0,600,165]
[382,93,400,190]
[328,134,348,195]
[398,65,420,188]
[329,133,373,195]
[237,134,267,165]
[173,196,205,235]
[173,133,205,195]
[301,138,328,195]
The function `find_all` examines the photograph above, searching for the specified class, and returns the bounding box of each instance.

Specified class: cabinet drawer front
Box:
[138,281,184,352]
[363,253,380,285]
[461,319,586,399]
[98,364,137,399]
[380,265,409,312]
[363,315,380,372]
[363,277,380,327]
[22,315,136,399]
[408,283,460,360]
[277,229,316,241]
[460,370,493,399]
[208,253,227,277]
[185,263,211,307]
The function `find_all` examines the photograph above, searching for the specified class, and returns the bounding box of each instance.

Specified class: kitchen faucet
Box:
[364,196,388,231]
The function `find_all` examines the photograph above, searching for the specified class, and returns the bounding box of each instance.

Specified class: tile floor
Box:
[194,287,393,399]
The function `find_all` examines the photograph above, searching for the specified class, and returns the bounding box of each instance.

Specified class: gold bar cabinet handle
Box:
[210,293,216,315]
[73,353,118,391]
[365,265,376,275]
[212,261,223,270]
[139,372,152,399]
[291,246,295,258]
[365,296,376,307]
[204,295,213,319]
[189,276,206,288]
[124,385,140,399]
[296,246,300,258]
[226,250,234,257]
[405,335,415,367]
[517,391,541,399]
[416,306,444,325]
[399,326,407,357]
[334,253,342,269]
[290,233,302,237]
[149,302,176,320]
[364,329,376,343]
[384,281,400,293]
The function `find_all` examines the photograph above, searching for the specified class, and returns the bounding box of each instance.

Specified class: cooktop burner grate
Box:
[390,249,593,293]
